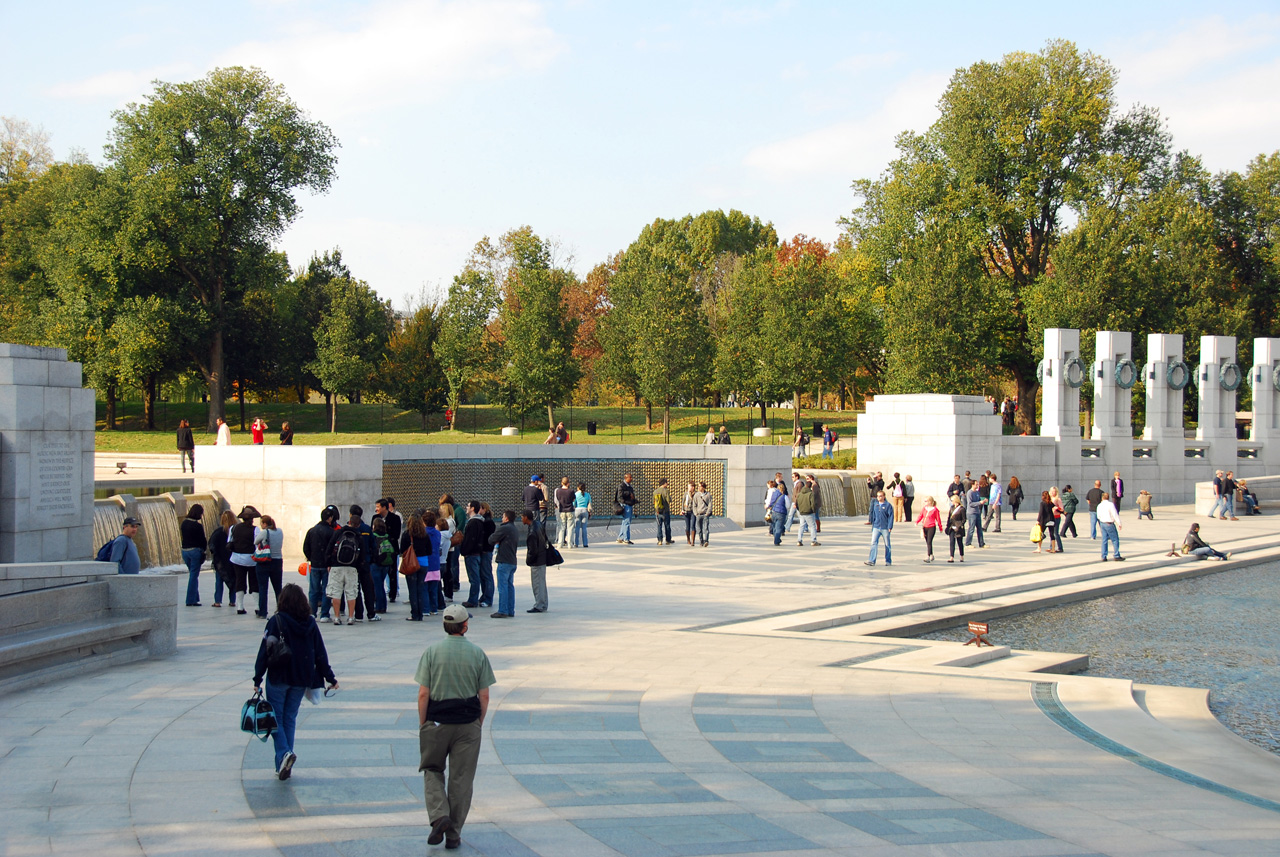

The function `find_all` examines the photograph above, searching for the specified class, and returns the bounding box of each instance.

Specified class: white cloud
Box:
[742,71,946,179]
[1111,15,1280,171]
[218,0,563,116]
[832,51,902,74]
[48,0,563,117]
[46,65,192,100]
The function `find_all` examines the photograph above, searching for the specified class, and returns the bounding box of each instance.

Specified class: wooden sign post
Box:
[964,621,992,647]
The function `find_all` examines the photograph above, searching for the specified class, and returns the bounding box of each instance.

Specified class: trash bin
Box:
[812,421,823,437]
[587,421,597,436]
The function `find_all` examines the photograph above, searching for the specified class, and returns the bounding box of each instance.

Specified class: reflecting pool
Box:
[914,563,1280,754]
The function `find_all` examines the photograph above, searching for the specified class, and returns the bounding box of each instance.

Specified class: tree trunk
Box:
[1014,372,1039,434]
[714,390,722,407]
[143,374,157,430]
[644,400,652,430]
[421,412,427,430]
[331,399,338,432]
[547,404,555,432]
[296,383,307,404]
[205,328,226,431]
[758,400,767,427]
[663,403,671,443]
[238,382,246,431]
[105,383,117,430]
[793,391,801,433]
[838,378,847,411]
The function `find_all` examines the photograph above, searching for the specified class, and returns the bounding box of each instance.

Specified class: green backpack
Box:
[374,533,395,565]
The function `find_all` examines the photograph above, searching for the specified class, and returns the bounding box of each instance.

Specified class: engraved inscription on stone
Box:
[33,441,80,515]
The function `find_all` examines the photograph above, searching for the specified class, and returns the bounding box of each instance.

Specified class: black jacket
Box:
[210,526,231,568]
[525,523,548,566]
[176,426,194,450]
[230,521,256,554]
[303,521,337,568]
[460,516,488,557]
[253,611,336,688]
[180,518,207,552]
[616,481,636,507]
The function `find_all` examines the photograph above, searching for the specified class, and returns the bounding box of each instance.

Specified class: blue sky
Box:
[5,1,1279,309]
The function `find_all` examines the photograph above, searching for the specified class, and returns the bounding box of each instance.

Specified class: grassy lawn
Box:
[95,402,861,454]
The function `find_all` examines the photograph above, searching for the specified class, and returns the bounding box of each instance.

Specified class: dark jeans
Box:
[354,565,377,619]
[949,532,965,558]
[371,563,389,613]
[922,526,935,558]
[308,566,331,618]
[655,511,671,543]
[255,558,283,616]
[405,569,426,620]
[1062,512,1077,538]
[903,497,914,520]
[183,548,203,605]
[180,447,195,472]
[387,555,399,600]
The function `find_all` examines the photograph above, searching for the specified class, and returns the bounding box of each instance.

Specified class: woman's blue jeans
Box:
[478,552,495,605]
[371,564,389,613]
[573,508,590,547]
[182,548,203,605]
[496,562,516,615]
[264,681,306,770]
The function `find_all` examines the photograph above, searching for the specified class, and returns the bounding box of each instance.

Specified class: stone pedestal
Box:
[857,394,1002,502]
[1196,335,1239,471]
[1251,338,1280,468]
[0,344,96,563]
[1143,334,1188,495]
[1091,331,1134,476]
[1040,328,1083,493]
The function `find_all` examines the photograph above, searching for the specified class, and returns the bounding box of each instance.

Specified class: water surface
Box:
[914,563,1280,754]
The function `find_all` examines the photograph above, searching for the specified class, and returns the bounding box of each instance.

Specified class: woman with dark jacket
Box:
[253,583,338,780]
[1006,477,1024,520]
[1035,491,1057,554]
[176,419,195,473]
[945,495,966,563]
[210,509,237,608]
[230,506,261,614]
[181,504,207,606]
[398,513,434,621]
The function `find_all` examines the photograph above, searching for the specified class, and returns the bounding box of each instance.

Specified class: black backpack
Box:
[329,529,362,567]
[95,539,115,562]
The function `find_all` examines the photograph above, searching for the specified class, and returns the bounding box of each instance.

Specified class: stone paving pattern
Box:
[3,506,1280,855]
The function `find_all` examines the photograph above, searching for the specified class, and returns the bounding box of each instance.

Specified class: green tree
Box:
[846,40,1162,430]
[307,277,394,431]
[491,228,580,428]
[381,298,448,428]
[436,240,502,427]
[105,66,338,430]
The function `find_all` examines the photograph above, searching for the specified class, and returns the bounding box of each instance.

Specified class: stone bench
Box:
[0,617,154,694]
[0,574,176,693]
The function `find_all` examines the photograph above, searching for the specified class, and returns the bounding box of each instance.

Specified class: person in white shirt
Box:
[216,417,231,446]
[984,476,1003,533]
[1096,493,1123,561]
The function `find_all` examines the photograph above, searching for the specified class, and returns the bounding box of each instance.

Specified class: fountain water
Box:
[92,491,229,569]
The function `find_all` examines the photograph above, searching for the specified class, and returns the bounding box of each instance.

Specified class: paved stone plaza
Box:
[4,506,1280,856]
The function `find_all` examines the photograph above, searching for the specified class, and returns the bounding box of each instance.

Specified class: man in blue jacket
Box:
[865,491,893,566]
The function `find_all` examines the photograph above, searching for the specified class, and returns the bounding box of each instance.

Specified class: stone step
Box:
[0,641,151,696]
[1053,677,1280,803]
[0,616,153,672]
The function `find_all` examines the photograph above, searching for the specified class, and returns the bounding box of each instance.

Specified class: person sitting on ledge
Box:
[1183,523,1230,561]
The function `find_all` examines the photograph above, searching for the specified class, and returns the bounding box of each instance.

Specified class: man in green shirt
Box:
[415,603,496,850]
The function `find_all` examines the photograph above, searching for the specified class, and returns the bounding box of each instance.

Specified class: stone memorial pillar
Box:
[1196,335,1239,471]
[0,344,96,563]
[1249,337,1280,467]
[1143,334,1188,484]
[1091,331,1134,475]
[1040,328,1083,490]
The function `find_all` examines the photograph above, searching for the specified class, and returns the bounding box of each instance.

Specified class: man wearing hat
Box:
[109,517,142,574]
[522,475,546,531]
[415,603,495,851]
